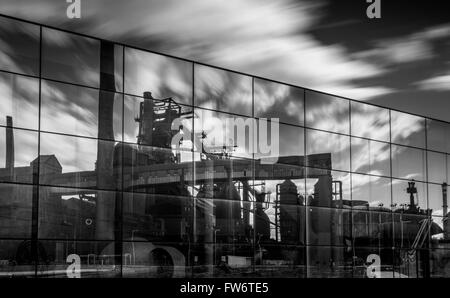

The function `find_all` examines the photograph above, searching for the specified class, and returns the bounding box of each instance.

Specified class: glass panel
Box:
[253,177,306,245]
[430,249,450,277]
[0,72,39,130]
[392,179,427,211]
[391,144,426,181]
[351,101,390,142]
[427,151,446,184]
[38,186,118,241]
[392,248,428,278]
[39,133,121,190]
[124,48,192,105]
[254,121,304,163]
[0,127,38,184]
[391,110,426,148]
[353,247,394,278]
[41,80,123,140]
[351,174,392,209]
[0,16,40,76]
[43,28,97,88]
[123,193,193,242]
[305,90,349,134]
[392,213,429,249]
[123,94,193,145]
[351,137,390,176]
[306,207,351,246]
[429,183,446,218]
[194,64,252,116]
[254,78,304,126]
[193,109,254,159]
[427,119,450,153]
[306,168,351,208]
[122,144,194,196]
[0,183,33,238]
[122,241,191,277]
[256,244,306,278]
[0,240,35,277]
[352,211,393,247]
[307,246,352,277]
[37,240,119,277]
[306,129,350,172]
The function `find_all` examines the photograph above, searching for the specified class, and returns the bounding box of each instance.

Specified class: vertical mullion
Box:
[120,45,125,278]
[349,100,354,278]
[31,25,43,278]
[389,109,395,278]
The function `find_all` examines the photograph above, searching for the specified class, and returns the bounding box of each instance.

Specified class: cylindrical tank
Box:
[279,179,304,244]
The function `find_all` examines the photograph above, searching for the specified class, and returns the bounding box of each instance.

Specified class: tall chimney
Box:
[5,116,14,177]
[95,41,116,241]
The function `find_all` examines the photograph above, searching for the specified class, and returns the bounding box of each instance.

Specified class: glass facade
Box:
[0,15,449,278]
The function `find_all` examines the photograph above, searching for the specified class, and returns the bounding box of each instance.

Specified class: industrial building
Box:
[0,14,449,278]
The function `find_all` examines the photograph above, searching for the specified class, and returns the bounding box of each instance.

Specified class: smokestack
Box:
[95,41,116,241]
[5,116,14,176]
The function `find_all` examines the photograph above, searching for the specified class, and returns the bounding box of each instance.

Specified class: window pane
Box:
[124,94,193,145]
[428,183,445,218]
[38,240,119,277]
[122,241,191,277]
[0,240,35,277]
[353,247,394,278]
[194,64,252,116]
[254,78,304,126]
[0,16,40,76]
[307,246,352,277]
[448,154,450,184]
[42,29,122,91]
[305,90,349,134]
[0,127,38,184]
[391,111,426,148]
[125,48,192,105]
[428,151,446,184]
[427,119,450,154]
[306,168,351,208]
[258,244,306,277]
[352,174,391,210]
[43,28,100,87]
[352,211,393,247]
[430,249,450,278]
[41,80,123,140]
[351,101,390,142]
[393,213,429,249]
[392,179,427,210]
[39,133,121,190]
[306,129,350,172]
[307,207,351,247]
[391,145,426,181]
[0,72,39,130]
[122,144,194,195]
[0,183,33,238]
[194,109,254,159]
[253,179,306,245]
[351,137,390,176]
[38,186,118,241]
[255,121,304,163]
[123,193,193,242]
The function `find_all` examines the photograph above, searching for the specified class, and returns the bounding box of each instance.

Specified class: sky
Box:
[0,0,449,121]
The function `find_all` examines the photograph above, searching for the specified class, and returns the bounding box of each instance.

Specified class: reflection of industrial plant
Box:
[0,41,449,278]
